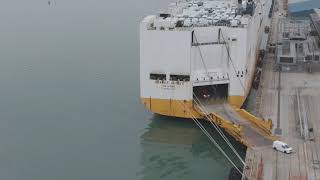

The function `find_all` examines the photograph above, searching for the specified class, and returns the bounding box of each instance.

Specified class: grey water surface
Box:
[0,0,245,179]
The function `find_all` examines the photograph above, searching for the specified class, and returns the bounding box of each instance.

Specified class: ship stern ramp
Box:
[195,102,277,148]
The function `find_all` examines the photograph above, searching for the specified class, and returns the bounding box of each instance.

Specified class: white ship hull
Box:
[140,0,272,118]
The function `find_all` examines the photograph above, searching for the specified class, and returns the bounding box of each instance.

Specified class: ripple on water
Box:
[137,115,246,180]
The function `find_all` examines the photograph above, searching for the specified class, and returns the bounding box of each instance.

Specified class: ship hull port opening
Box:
[193,84,229,104]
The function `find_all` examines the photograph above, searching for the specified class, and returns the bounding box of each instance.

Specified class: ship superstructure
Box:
[140,0,272,118]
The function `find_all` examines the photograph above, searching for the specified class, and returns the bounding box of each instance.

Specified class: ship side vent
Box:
[159,13,171,19]
[150,73,166,81]
[170,74,190,82]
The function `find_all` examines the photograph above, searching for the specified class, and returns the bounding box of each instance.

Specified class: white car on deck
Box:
[273,141,293,154]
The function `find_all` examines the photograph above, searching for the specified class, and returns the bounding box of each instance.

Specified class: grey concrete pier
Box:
[243,1,320,179]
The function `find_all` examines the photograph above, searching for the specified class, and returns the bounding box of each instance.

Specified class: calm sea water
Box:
[0,0,245,179]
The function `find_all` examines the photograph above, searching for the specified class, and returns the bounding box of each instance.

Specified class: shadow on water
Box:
[137,114,247,180]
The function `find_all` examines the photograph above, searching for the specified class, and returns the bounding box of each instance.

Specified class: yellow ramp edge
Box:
[208,112,252,147]
[235,108,278,141]
[236,109,273,136]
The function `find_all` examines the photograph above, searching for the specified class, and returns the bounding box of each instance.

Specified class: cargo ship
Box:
[140,0,272,118]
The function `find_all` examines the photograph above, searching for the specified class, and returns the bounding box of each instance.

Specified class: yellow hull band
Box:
[141,96,246,118]
[141,98,202,118]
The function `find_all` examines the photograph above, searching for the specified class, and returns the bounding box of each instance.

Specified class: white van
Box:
[272,141,293,154]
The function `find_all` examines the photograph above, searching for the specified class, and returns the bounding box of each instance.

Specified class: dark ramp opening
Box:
[193,84,228,103]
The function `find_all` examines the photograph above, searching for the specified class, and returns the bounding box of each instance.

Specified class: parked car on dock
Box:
[273,141,293,154]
